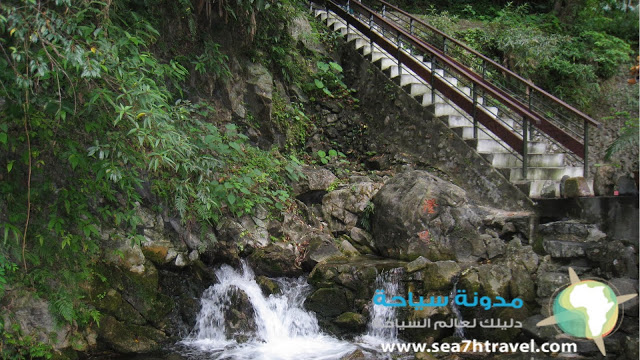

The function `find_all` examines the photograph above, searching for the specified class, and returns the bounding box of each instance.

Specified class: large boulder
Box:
[247,244,302,277]
[322,180,383,233]
[370,171,487,261]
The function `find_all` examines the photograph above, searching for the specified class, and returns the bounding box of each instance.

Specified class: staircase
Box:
[312,0,599,198]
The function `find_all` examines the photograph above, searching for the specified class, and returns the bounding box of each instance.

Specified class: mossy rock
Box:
[333,312,367,332]
[141,245,170,265]
[247,244,302,277]
[421,261,460,291]
[304,287,352,318]
[256,275,281,296]
[98,315,167,354]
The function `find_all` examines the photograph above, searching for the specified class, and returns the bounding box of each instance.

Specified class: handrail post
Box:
[397,34,402,77]
[472,82,478,139]
[584,120,589,178]
[522,117,528,179]
[430,54,436,105]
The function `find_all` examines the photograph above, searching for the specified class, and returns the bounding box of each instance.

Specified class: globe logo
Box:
[552,280,618,338]
[537,268,637,356]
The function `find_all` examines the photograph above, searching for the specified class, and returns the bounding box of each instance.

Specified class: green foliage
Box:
[0,323,53,360]
[307,61,354,100]
[272,93,314,148]
[358,201,375,232]
[316,149,346,165]
[579,31,631,78]
[0,0,302,336]
[447,2,633,108]
[252,0,303,83]
[605,113,639,161]
[0,254,18,299]
[192,40,231,79]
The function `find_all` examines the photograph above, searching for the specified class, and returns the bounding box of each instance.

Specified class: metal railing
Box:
[357,0,600,176]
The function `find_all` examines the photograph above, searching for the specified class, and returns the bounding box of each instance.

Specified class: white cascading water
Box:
[356,268,402,348]
[180,262,356,360]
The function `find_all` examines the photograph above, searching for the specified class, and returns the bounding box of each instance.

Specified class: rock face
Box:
[322,179,383,234]
[370,171,487,261]
[1,293,72,350]
[593,165,616,196]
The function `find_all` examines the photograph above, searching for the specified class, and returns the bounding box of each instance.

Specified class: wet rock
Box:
[562,177,592,197]
[256,275,281,296]
[333,312,367,332]
[340,349,366,360]
[421,261,460,291]
[322,180,383,233]
[339,239,361,257]
[224,289,257,341]
[593,165,616,196]
[370,171,489,261]
[92,289,146,325]
[406,256,431,273]
[302,234,344,271]
[618,175,639,196]
[248,244,302,277]
[305,287,352,317]
[476,264,512,298]
[98,315,166,354]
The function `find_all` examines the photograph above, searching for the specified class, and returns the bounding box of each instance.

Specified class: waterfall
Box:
[450,275,466,339]
[357,268,403,347]
[180,262,356,360]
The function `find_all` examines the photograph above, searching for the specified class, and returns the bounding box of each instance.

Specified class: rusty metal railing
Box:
[358,0,600,176]
[314,0,600,178]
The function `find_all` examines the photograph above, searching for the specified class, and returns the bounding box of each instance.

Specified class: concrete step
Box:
[347,32,365,43]
[407,83,431,97]
[315,10,328,21]
[476,139,547,154]
[484,153,565,168]
[452,126,496,140]
[504,166,583,181]
[314,7,585,198]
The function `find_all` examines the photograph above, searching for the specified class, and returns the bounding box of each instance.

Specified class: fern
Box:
[605,118,639,161]
[52,296,75,323]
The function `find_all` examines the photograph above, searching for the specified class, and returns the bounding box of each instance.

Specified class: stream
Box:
[170,262,403,360]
